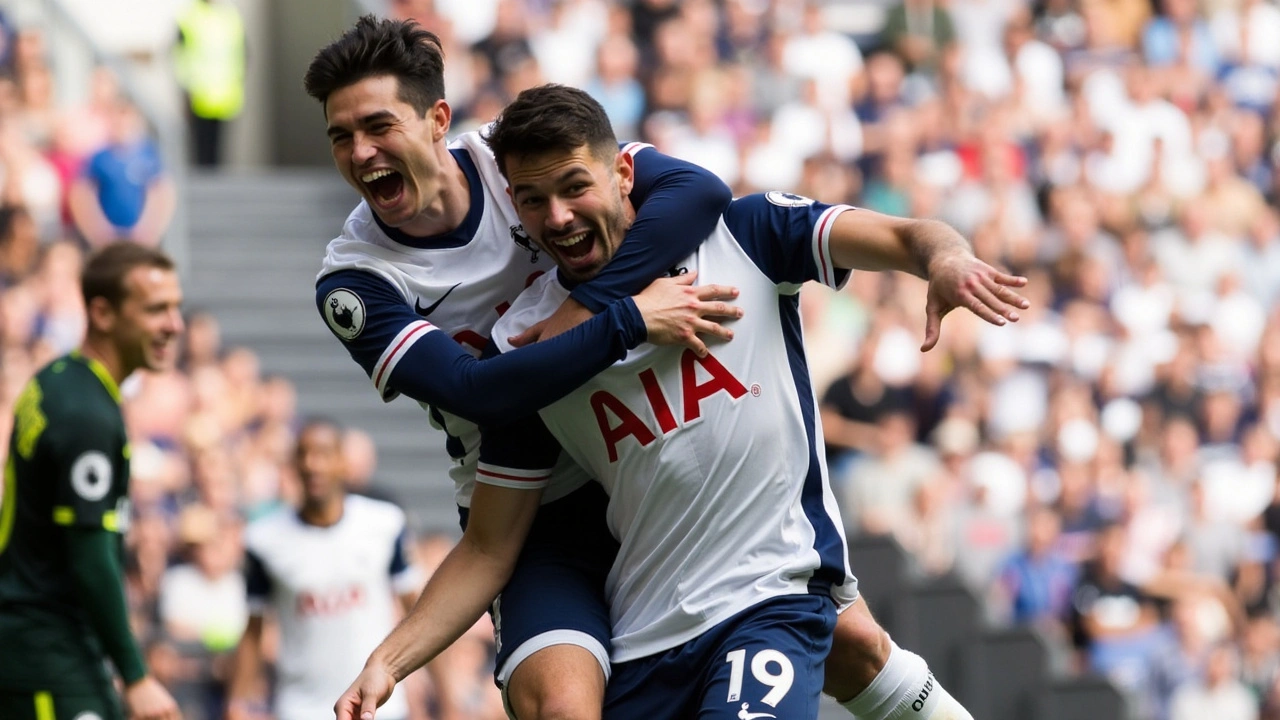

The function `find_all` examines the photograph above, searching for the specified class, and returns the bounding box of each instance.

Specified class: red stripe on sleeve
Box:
[374,323,433,390]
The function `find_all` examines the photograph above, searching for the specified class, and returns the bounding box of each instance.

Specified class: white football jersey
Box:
[484,193,859,662]
[243,495,423,720]
[316,132,660,507]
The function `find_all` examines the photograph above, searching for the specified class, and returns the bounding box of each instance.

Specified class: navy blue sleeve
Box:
[244,549,270,603]
[477,412,563,487]
[316,269,646,427]
[569,146,732,313]
[721,193,853,290]
[388,525,411,577]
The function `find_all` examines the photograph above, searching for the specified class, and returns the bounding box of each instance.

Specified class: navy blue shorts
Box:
[603,594,837,720]
[459,481,619,687]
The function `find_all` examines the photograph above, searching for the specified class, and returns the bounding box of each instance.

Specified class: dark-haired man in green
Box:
[0,242,184,720]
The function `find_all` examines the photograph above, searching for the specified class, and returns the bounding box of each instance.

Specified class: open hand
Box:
[922,254,1029,352]
[334,664,397,720]
[633,272,742,357]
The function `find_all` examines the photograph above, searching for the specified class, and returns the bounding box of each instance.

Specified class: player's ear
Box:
[429,99,452,141]
[614,150,635,197]
[86,295,117,335]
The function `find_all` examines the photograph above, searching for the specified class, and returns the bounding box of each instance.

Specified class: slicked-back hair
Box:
[482,84,619,178]
[81,241,175,310]
[303,15,445,117]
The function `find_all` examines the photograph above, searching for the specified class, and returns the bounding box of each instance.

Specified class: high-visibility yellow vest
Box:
[176,1,245,120]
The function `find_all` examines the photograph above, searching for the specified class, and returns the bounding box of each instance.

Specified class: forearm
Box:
[392,299,644,426]
[829,212,972,280]
[227,621,264,702]
[66,528,147,685]
[68,183,115,246]
[371,536,517,682]
[136,181,176,244]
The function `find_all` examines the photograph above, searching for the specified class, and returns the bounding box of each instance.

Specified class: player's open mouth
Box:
[361,168,404,208]
[550,230,594,261]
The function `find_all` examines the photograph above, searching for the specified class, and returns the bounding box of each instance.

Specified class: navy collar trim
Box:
[372,147,485,250]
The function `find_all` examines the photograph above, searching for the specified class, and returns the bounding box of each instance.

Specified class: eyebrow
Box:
[511,167,592,198]
[327,110,397,139]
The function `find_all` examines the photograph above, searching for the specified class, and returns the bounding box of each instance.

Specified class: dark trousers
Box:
[191,114,224,167]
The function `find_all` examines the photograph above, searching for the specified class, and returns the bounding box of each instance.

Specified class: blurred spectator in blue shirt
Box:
[997,505,1080,628]
[68,100,174,247]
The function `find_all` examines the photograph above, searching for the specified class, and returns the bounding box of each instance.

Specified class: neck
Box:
[398,146,471,237]
[79,333,130,383]
[299,496,344,527]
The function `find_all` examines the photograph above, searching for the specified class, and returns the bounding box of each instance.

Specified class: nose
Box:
[166,307,185,336]
[351,133,377,165]
[547,196,574,230]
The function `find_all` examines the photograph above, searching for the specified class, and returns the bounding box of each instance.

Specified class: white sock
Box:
[839,642,973,720]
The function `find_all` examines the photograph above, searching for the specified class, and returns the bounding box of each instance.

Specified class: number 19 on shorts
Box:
[725,648,795,707]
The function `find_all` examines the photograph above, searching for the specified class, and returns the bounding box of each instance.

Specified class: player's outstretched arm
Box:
[826,210,1030,351]
[335,482,541,720]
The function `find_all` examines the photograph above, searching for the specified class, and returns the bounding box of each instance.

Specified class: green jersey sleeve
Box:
[48,409,127,532]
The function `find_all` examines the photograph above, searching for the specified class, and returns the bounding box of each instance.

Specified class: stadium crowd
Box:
[1,0,1280,718]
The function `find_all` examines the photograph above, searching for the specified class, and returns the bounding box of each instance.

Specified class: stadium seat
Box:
[891,574,983,693]
[956,628,1049,720]
[1032,675,1127,720]
[846,533,910,635]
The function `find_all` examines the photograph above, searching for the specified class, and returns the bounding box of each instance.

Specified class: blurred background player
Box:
[225,418,423,720]
[0,242,183,720]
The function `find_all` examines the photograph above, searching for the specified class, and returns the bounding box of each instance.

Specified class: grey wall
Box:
[268,0,352,166]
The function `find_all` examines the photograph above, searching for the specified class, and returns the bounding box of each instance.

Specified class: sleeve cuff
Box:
[616,297,646,347]
[475,463,554,490]
[371,320,437,400]
[813,205,855,290]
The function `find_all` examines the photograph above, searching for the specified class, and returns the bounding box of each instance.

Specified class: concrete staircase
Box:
[183,169,458,533]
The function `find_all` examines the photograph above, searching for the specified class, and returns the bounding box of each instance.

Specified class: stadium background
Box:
[1,0,1279,717]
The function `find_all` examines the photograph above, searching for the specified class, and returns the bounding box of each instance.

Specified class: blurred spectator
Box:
[841,409,942,538]
[68,100,174,247]
[159,507,248,650]
[1169,642,1260,720]
[996,505,1079,629]
[880,0,957,75]
[175,0,246,167]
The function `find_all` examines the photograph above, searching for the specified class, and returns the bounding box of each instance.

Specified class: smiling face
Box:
[325,74,452,232]
[95,265,184,375]
[505,145,636,283]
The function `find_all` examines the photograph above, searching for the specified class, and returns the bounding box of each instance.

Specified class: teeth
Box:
[554,232,588,247]
[361,168,395,183]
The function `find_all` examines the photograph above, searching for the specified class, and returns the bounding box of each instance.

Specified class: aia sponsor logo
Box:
[591,349,750,462]
[296,584,366,617]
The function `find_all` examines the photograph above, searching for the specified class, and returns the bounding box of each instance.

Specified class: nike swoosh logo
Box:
[415,283,462,317]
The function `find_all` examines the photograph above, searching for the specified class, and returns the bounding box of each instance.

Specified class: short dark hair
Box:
[482,84,618,177]
[303,15,445,116]
[81,242,175,309]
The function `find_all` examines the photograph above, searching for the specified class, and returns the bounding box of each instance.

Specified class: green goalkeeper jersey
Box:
[0,352,133,692]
